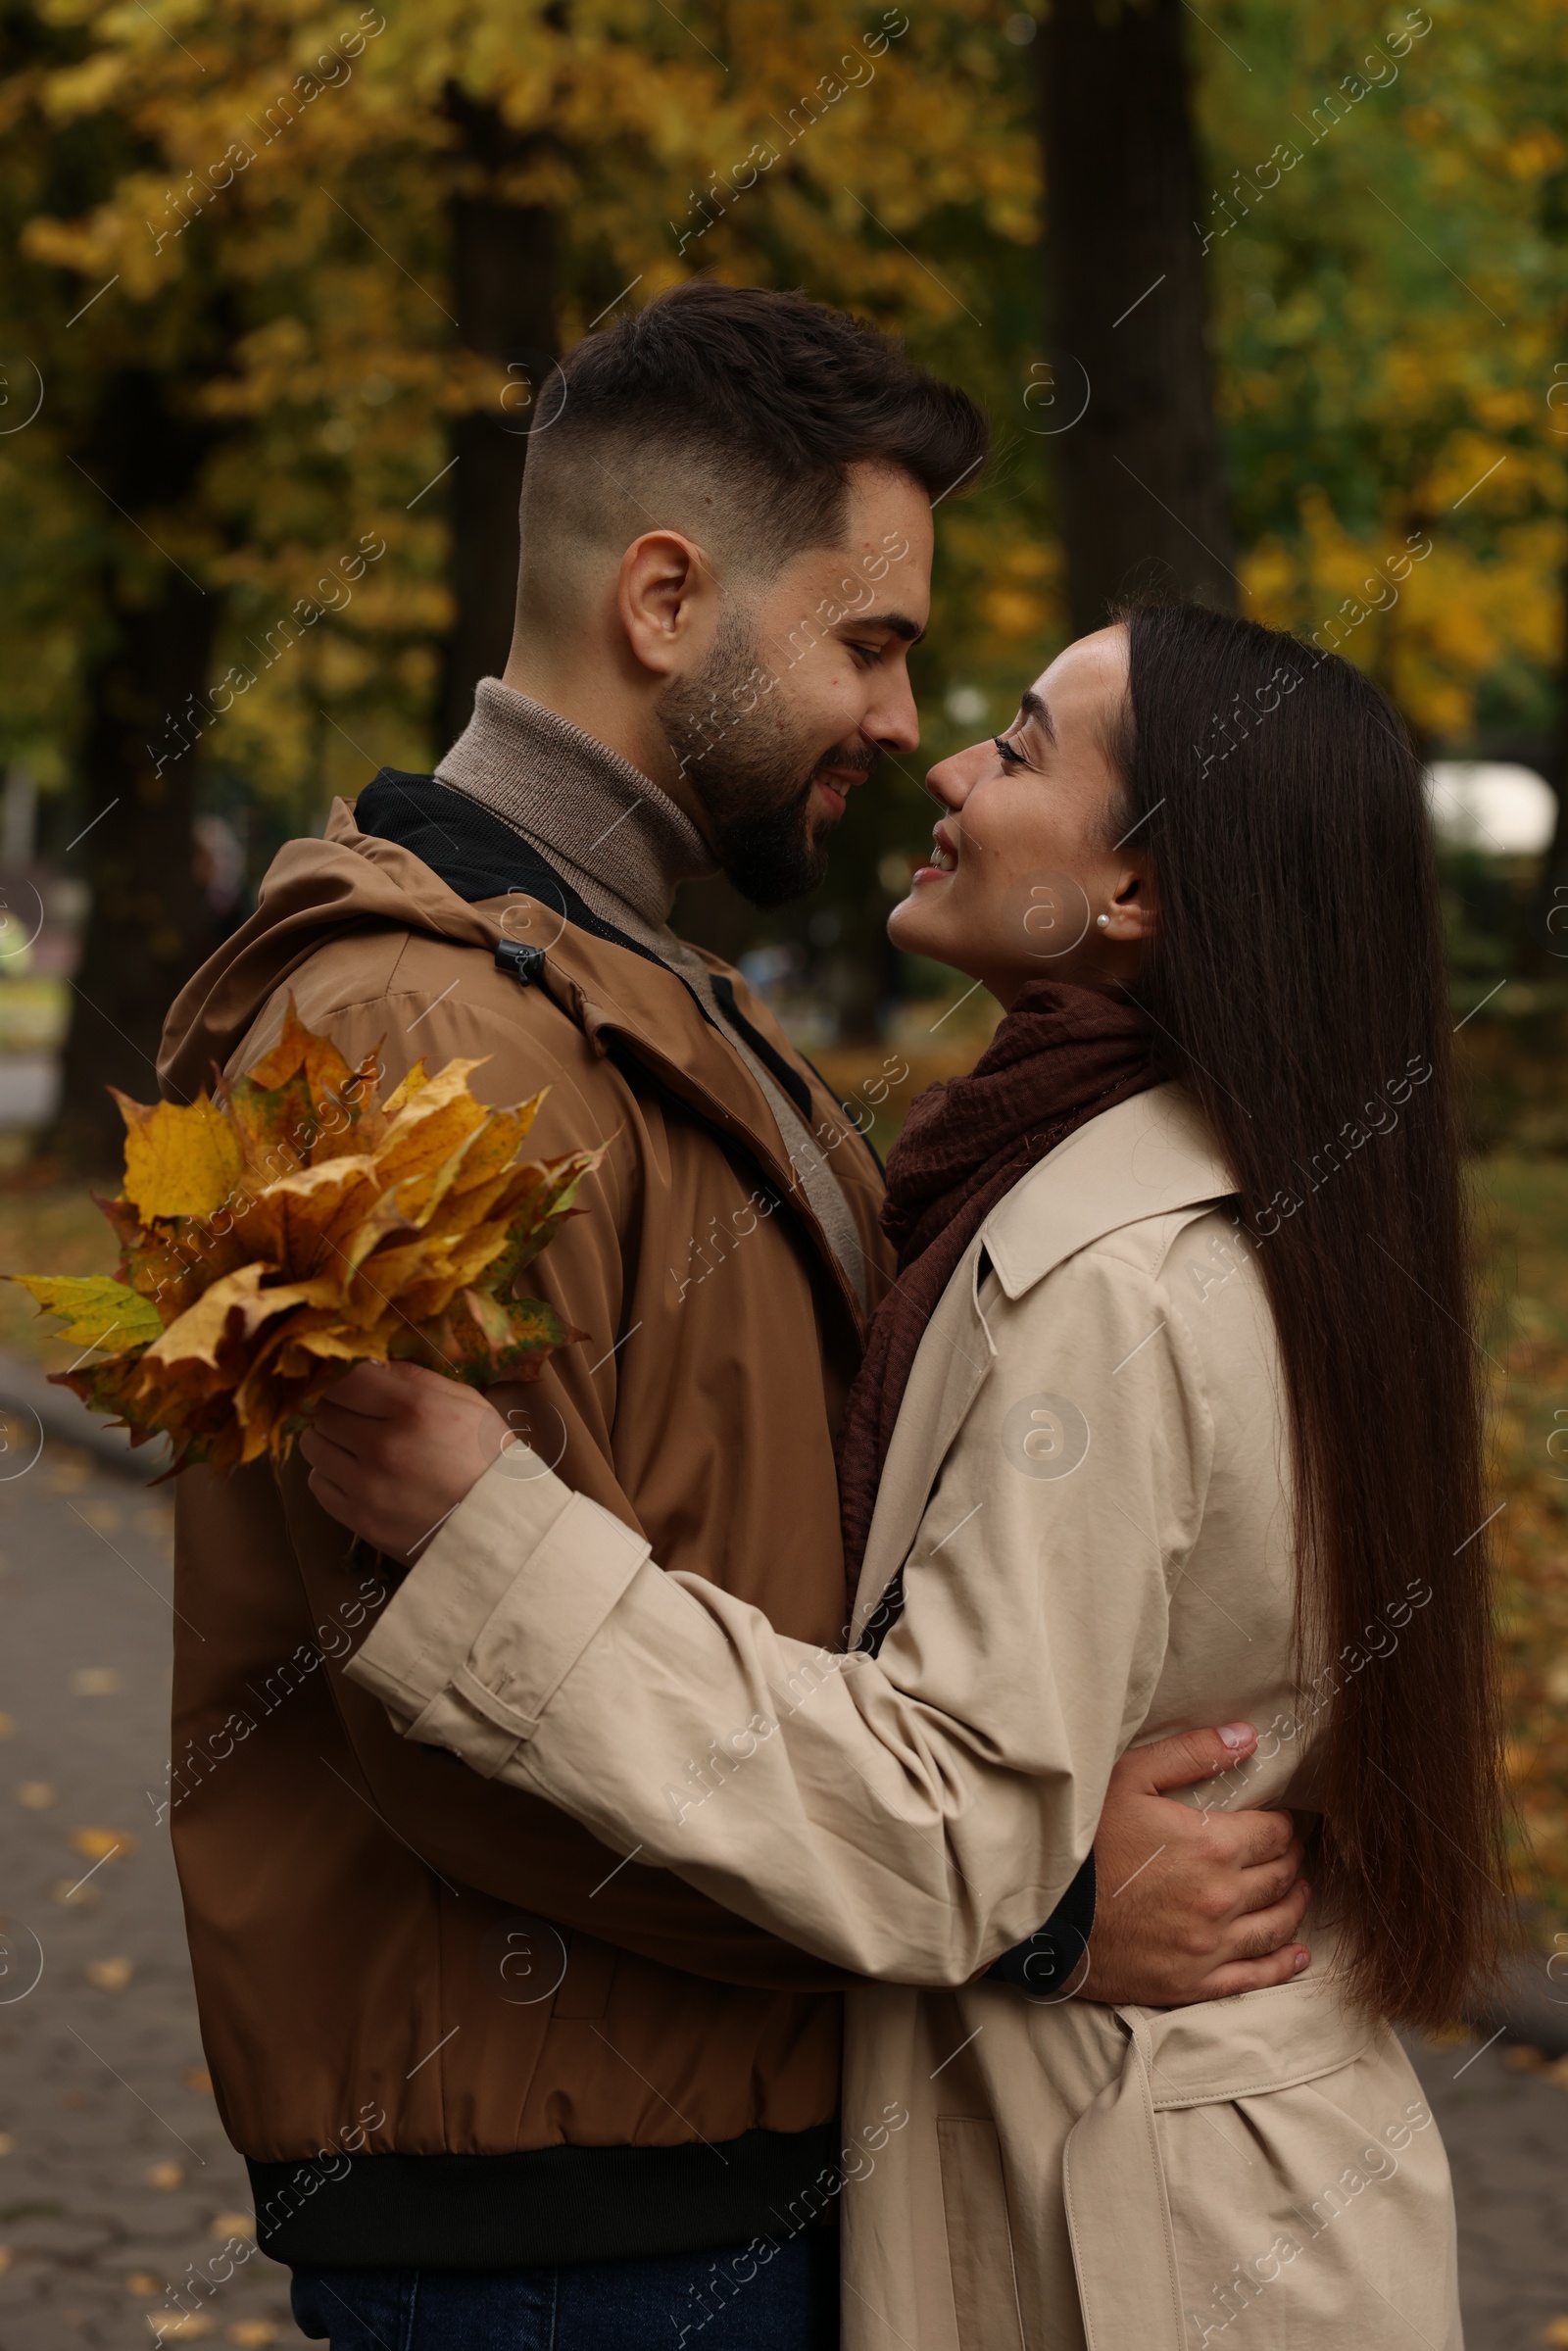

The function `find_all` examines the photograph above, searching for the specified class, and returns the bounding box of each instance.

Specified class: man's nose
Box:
[869,669,921,758]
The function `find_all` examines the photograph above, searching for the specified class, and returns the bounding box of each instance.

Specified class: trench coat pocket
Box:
[936,2116,1027,2351]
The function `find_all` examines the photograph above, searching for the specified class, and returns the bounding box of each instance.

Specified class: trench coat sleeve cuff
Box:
[344,1454,652,1778]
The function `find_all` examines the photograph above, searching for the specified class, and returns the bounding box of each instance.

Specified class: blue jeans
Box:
[289,2230,839,2348]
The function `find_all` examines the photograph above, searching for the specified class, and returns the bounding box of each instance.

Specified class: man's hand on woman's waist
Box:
[1084,1726,1312,2005]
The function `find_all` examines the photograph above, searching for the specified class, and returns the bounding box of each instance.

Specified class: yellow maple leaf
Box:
[373,1060,492,1207]
[382,1060,430,1115]
[115,1093,245,1221]
[6,1274,162,1351]
[241,1155,389,1282]
[246,996,358,1108]
[446,1095,546,1193]
[140,1263,342,1378]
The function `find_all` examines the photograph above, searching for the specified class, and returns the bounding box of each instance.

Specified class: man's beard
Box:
[658,610,874,908]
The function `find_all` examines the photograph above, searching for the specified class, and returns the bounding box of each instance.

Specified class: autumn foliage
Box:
[8,1004,599,1474]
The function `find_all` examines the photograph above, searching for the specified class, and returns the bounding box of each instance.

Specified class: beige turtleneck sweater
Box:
[436,679,869,1310]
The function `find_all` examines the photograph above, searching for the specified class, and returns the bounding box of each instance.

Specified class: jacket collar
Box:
[978,1082,1235,1298]
[344,790,887,1340]
[435,677,715,942]
[514,905,888,1341]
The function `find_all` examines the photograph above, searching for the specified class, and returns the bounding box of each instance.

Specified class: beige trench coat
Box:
[348,1083,1461,2349]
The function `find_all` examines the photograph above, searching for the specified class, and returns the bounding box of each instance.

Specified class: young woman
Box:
[315,604,1504,2350]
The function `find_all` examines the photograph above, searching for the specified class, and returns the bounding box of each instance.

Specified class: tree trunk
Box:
[45,571,218,1165]
[1522,554,1568,976]
[441,96,559,750]
[44,370,219,1169]
[1037,0,1237,634]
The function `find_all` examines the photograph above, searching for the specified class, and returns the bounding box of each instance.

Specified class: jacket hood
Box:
[159,773,887,1347]
[159,796,504,1105]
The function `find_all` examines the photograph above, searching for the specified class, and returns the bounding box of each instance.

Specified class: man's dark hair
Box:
[517,281,988,610]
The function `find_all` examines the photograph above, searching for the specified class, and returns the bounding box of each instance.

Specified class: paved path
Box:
[0,1431,288,2348]
[2,1424,1567,2349]
[0,1059,58,1133]
[1407,2030,1568,2350]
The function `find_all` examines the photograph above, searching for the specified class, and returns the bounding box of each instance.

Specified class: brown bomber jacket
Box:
[156,770,895,2268]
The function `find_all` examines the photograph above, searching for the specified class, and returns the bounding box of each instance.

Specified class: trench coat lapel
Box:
[848,1085,1235,1643]
[848,1238,998,1643]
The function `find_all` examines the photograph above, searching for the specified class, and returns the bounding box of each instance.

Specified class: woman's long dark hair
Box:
[1114,602,1506,2029]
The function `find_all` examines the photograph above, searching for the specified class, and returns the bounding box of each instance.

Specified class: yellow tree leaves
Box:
[8,1273,163,1351]
[1203,0,1568,747]
[116,1094,244,1220]
[2,0,1039,810]
[7,1002,600,1475]
[6,0,1563,894]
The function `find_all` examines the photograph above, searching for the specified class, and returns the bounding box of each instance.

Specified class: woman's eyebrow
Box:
[1019,688,1056,743]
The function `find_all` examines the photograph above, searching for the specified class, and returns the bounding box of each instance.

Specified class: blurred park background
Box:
[0,0,1566,1960]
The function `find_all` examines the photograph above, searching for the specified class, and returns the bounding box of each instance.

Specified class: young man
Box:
[159,284,1308,2351]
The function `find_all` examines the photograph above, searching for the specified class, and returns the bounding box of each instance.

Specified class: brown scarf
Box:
[837,979,1156,1602]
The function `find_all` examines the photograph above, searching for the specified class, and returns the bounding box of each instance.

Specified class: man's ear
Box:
[616,530,719,679]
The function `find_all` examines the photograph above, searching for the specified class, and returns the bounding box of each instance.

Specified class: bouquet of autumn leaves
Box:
[8,1003,602,1476]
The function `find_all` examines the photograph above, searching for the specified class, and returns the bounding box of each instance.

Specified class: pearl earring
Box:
[1096,913,1110,930]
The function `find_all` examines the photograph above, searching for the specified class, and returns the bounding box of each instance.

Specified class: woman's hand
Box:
[299,1359,514,1563]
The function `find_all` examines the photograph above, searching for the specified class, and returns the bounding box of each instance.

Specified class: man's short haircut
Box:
[516,281,989,612]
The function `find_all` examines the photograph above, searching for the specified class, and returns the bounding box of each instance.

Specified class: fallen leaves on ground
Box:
[70,1826,134,1860]
[6,1002,601,1476]
[1478,1155,1568,1936]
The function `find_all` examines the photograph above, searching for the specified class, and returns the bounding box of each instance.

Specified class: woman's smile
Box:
[910,818,960,885]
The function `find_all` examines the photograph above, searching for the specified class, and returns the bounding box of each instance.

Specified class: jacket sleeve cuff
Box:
[344,1454,652,1778]
[982,1848,1096,1995]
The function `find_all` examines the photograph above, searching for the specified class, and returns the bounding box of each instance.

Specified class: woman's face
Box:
[888,624,1155,1007]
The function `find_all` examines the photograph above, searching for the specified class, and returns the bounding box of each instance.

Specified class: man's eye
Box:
[847,641,880,668]
[993,735,1027,766]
